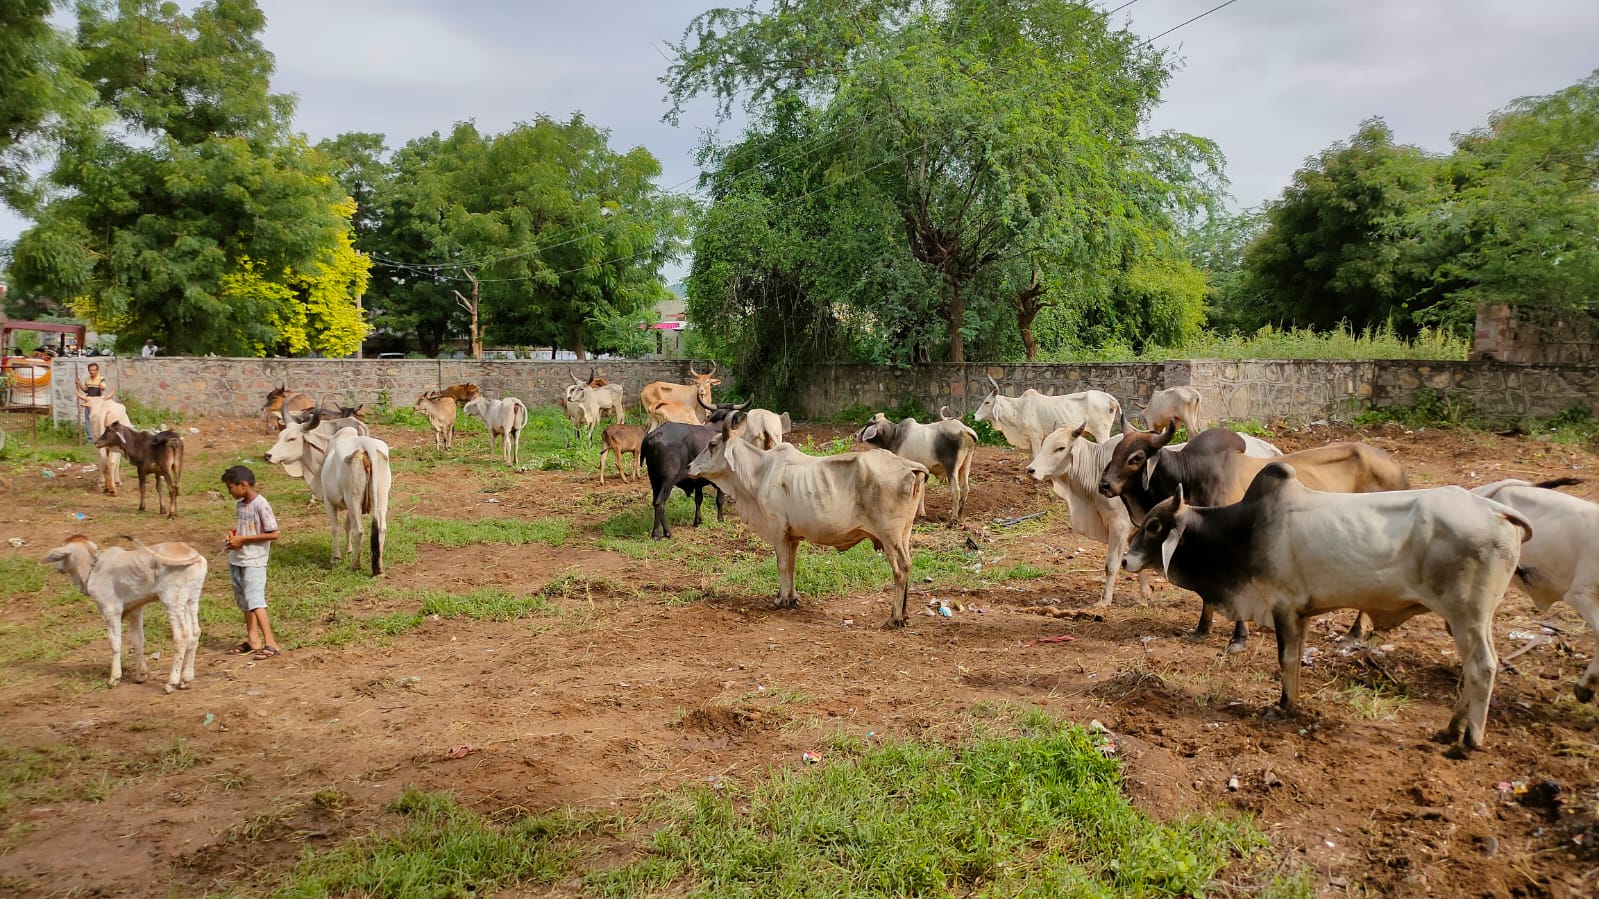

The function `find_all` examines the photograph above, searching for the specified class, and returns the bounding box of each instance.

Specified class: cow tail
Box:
[371,519,382,575]
[356,449,374,515]
[1501,508,1533,544]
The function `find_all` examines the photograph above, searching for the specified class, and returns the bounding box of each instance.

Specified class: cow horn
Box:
[939,405,952,420]
[735,399,752,411]
[688,361,702,377]
[697,394,717,411]
[1153,420,1177,448]
[707,361,717,376]
[986,374,1000,393]
[306,408,322,431]
[571,372,584,385]
[588,366,597,383]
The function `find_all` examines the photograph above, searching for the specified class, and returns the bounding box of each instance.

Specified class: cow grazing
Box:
[1471,477,1599,702]
[414,393,459,450]
[463,395,529,465]
[740,408,793,450]
[1025,426,1153,607]
[77,387,131,495]
[43,536,206,692]
[641,362,721,430]
[599,423,646,484]
[973,375,1121,454]
[854,407,977,523]
[688,412,928,625]
[568,374,627,424]
[640,421,727,539]
[95,422,184,517]
[289,407,369,437]
[1124,463,1530,752]
[1137,386,1207,434]
[1100,423,1406,652]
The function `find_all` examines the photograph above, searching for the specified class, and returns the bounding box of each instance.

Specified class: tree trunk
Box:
[572,327,587,361]
[453,270,482,361]
[1016,268,1048,361]
[947,278,965,364]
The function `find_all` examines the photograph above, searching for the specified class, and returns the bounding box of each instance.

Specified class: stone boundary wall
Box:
[47,357,1599,427]
[48,357,712,423]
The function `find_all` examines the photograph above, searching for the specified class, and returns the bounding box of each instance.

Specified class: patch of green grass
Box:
[588,709,1272,897]
[1227,419,1276,438]
[120,395,184,428]
[1332,683,1410,721]
[265,788,584,898]
[1540,405,1599,446]
[0,416,96,466]
[0,743,121,813]
[1352,388,1481,429]
[713,544,1046,602]
[401,514,571,549]
[0,556,48,594]
[413,588,553,622]
[1043,322,1470,362]
[797,434,855,456]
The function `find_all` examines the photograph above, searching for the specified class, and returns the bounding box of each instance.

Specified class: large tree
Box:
[8,0,363,356]
[668,0,1221,365]
[365,118,686,359]
[0,0,91,211]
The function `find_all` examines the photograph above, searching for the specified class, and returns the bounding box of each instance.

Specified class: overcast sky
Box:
[4,0,1597,282]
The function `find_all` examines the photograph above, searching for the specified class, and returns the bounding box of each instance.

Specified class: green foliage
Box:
[590,712,1268,897]
[8,0,366,357]
[363,118,689,358]
[1542,406,1599,446]
[673,0,1226,391]
[0,0,91,211]
[401,515,571,549]
[1042,322,1469,362]
[1351,389,1480,429]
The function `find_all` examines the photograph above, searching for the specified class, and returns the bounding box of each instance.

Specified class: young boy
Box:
[221,465,281,659]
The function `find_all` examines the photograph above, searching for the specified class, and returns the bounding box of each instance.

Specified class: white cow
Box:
[855,408,978,523]
[688,412,929,626]
[1137,386,1206,434]
[464,395,529,465]
[267,424,392,574]
[1471,478,1599,702]
[1026,427,1153,607]
[77,388,132,495]
[43,536,206,692]
[740,408,793,450]
[972,375,1120,454]
[1125,462,1531,752]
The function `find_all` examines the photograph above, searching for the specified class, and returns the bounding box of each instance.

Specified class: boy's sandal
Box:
[252,646,281,660]
[228,641,256,655]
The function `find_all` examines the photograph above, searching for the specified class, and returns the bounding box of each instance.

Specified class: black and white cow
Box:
[854,408,978,523]
[641,421,726,539]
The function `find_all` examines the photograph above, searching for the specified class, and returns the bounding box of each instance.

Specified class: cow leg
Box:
[104,610,124,687]
[1439,616,1498,752]
[126,606,149,684]
[1136,569,1154,604]
[651,484,673,540]
[885,539,913,627]
[326,503,344,565]
[598,448,607,484]
[1272,607,1306,712]
[347,507,365,572]
[1344,611,1373,642]
[774,537,801,609]
[180,587,201,688]
[690,484,705,527]
[1225,619,1250,655]
[1194,603,1213,637]
[137,470,149,512]
[1559,580,1599,702]
[161,600,188,693]
[713,486,725,522]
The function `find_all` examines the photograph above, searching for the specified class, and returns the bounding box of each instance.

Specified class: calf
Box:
[414,393,459,450]
[43,536,206,692]
[1124,462,1530,752]
[599,423,645,484]
[741,408,793,450]
[463,395,529,465]
[1471,478,1599,702]
[854,407,977,523]
[95,422,184,517]
[688,412,928,625]
[568,374,628,425]
[1025,426,1153,606]
[1101,423,1405,652]
[1137,386,1206,434]
[640,421,726,539]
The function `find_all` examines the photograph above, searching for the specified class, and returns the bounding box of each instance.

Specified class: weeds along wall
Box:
[47,357,1599,427]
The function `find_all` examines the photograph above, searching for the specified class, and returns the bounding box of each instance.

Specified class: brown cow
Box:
[640,362,720,430]
[599,423,646,484]
[1100,422,1409,652]
[95,422,184,518]
[262,385,315,431]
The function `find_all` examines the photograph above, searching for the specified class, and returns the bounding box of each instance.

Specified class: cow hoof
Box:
[883,617,907,629]
[1575,685,1594,703]
[107,677,121,688]
[1225,638,1248,655]
[164,683,176,694]
[1429,727,1460,746]
[1442,744,1472,761]
[131,672,148,684]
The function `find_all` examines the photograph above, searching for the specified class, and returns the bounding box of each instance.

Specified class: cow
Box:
[1100,423,1407,652]
[414,393,459,450]
[434,382,482,404]
[43,536,206,692]
[1137,386,1207,434]
[740,408,793,451]
[268,419,391,574]
[94,422,184,518]
[261,385,316,431]
[463,395,529,465]
[854,407,977,523]
[568,373,627,424]
[972,375,1121,454]
[688,412,928,625]
[76,386,131,495]
[289,407,369,437]
[641,362,721,430]
[599,423,646,484]
[559,384,605,446]
[1123,462,1530,753]
[640,421,727,539]
[1025,426,1154,607]
[1471,477,1599,702]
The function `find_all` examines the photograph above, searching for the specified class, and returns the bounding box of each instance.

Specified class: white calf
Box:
[464,395,529,465]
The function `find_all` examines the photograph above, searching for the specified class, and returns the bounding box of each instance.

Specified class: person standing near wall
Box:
[141,340,158,358]
[77,362,106,442]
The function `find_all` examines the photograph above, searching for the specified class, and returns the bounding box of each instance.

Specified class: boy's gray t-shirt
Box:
[229,494,278,567]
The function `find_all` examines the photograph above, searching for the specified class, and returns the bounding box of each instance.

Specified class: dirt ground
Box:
[2,412,1598,897]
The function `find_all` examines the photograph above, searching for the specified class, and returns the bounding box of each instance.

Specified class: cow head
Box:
[265,414,322,478]
[687,362,721,402]
[1024,424,1088,481]
[1098,421,1177,498]
[687,410,747,482]
[93,421,131,451]
[854,412,896,446]
[973,375,1006,423]
[1123,484,1186,576]
[262,385,289,413]
[698,395,750,423]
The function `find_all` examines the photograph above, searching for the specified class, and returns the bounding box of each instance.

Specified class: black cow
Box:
[642,421,726,539]
[95,422,185,518]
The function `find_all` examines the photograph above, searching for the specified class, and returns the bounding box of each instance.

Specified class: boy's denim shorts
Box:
[229,564,268,612]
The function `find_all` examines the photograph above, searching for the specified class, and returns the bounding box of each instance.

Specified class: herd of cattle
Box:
[38,371,1599,754]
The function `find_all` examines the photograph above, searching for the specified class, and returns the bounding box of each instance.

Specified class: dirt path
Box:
[1,415,1596,897]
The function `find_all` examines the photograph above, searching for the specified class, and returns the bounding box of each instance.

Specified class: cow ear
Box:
[1160,518,1186,577]
[860,424,877,441]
